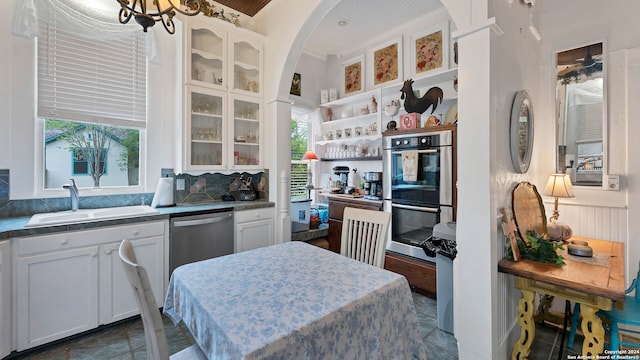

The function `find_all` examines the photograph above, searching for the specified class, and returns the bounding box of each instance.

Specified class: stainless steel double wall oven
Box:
[383,129,454,261]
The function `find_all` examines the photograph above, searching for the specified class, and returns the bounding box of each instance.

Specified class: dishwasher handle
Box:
[172,213,233,227]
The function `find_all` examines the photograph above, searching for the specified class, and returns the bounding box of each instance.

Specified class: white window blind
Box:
[575,102,602,143]
[38,9,147,128]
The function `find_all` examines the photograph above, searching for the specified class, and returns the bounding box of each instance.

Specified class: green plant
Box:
[506,231,565,266]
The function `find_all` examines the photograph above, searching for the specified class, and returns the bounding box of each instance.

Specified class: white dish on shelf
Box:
[444,100,458,124]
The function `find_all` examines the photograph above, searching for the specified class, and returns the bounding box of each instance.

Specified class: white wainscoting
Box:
[544,202,628,243]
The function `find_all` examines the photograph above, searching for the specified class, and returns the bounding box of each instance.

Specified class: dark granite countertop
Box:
[0,200,274,240]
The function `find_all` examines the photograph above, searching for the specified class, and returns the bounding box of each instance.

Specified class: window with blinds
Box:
[38,9,146,190]
[37,12,147,127]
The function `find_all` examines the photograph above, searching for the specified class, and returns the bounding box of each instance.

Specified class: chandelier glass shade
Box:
[117,0,201,34]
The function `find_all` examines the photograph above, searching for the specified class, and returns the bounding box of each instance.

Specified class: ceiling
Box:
[216,0,444,59]
[302,0,444,58]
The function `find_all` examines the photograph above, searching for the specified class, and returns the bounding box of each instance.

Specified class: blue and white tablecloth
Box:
[164,241,427,360]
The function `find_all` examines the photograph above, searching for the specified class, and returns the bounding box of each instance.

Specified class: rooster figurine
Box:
[400,79,443,115]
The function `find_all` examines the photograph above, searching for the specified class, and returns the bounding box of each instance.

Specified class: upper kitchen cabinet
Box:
[184,17,263,95]
[186,22,226,89]
[229,33,263,97]
[181,17,265,172]
[184,86,226,171]
[230,94,262,168]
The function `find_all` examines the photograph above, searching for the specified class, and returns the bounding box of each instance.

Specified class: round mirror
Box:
[510,90,534,173]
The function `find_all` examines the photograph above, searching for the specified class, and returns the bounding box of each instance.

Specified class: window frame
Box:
[34,9,148,196]
[290,107,314,200]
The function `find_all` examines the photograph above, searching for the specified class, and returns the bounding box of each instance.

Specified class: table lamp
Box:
[543,173,575,241]
[302,150,318,190]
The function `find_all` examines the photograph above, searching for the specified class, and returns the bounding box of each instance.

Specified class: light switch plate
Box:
[176,178,185,191]
[607,174,620,191]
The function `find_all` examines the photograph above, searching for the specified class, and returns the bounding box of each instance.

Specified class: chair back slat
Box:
[340,208,391,268]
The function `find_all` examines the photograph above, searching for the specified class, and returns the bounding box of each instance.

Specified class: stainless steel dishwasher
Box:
[169,209,234,276]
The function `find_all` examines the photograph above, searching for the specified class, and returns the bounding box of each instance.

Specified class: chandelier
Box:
[117,0,201,34]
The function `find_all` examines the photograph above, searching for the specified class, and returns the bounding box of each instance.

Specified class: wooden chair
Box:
[119,240,207,360]
[340,207,391,268]
[568,260,640,352]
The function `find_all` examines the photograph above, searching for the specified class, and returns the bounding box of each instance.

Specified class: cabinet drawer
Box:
[328,199,381,220]
[235,207,274,223]
[384,252,436,297]
[18,221,166,255]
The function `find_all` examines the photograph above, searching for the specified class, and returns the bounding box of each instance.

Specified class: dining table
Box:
[163,241,427,360]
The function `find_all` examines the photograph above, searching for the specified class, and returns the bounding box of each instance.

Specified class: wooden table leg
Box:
[512,288,536,360]
[580,304,605,356]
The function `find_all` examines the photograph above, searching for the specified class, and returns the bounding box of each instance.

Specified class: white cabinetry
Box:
[99,236,165,324]
[185,86,227,169]
[182,17,264,172]
[14,221,167,351]
[234,208,274,253]
[0,240,11,359]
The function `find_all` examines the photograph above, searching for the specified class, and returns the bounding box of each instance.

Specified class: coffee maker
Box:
[332,166,350,193]
[363,172,382,200]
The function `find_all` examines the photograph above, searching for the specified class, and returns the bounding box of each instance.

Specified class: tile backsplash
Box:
[0,169,269,218]
[174,171,268,204]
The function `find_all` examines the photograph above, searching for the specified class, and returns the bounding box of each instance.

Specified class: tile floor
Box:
[5,292,584,360]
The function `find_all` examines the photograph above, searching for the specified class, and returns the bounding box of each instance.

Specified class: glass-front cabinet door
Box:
[229,33,262,96]
[185,86,226,170]
[230,95,262,168]
[187,22,226,89]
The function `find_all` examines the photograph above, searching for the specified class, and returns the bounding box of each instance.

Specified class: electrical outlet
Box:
[607,175,620,191]
[176,178,185,191]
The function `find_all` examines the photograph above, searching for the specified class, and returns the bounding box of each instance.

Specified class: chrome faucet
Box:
[63,179,79,211]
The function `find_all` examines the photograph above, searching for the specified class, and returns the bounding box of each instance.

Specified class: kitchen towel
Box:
[151,177,175,208]
[402,150,418,182]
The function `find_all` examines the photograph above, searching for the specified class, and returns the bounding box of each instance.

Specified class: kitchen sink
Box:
[25,205,160,227]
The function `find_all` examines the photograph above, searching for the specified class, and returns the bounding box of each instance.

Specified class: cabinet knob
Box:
[91,252,97,257]
[61,239,68,245]
[105,248,113,255]
[133,230,139,236]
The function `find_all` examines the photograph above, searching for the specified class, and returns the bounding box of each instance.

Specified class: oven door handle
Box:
[391,203,439,212]
[390,149,437,155]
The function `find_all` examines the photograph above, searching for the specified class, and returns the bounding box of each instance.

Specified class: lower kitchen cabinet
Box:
[384,251,436,298]
[235,207,274,252]
[327,195,383,253]
[16,245,99,350]
[14,221,167,351]
[0,240,11,359]
[99,237,165,324]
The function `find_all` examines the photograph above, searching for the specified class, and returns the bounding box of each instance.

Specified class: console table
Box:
[498,237,625,358]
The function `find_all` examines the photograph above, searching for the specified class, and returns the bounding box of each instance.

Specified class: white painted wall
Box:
[289,52,328,110]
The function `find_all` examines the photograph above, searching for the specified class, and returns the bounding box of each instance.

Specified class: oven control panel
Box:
[391,135,440,149]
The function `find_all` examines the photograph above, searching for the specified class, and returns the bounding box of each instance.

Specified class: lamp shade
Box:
[543,174,575,198]
[301,150,318,161]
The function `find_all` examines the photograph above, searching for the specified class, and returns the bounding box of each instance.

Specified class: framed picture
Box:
[371,38,402,87]
[411,22,449,78]
[290,72,301,96]
[342,56,364,96]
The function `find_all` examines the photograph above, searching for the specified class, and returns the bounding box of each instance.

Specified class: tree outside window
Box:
[45,120,140,189]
